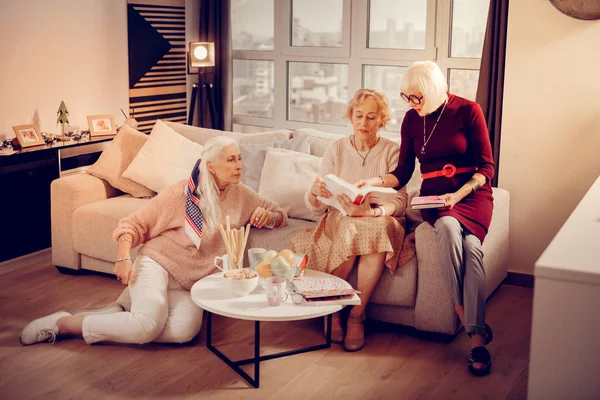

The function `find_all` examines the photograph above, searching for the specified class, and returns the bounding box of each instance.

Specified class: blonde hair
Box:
[401,61,448,116]
[196,136,239,230]
[345,88,391,129]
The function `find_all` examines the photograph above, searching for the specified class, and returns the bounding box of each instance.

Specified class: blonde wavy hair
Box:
[345,88,391,129]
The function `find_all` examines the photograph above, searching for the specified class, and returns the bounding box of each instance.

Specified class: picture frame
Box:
[12,124,45,148]
[87,114,117,137]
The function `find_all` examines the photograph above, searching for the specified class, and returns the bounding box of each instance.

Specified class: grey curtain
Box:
[198,0,231,130]
[476,0,509,187]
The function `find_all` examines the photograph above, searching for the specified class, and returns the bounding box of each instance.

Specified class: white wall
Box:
[0,0,129,138]
[500,0,600,274]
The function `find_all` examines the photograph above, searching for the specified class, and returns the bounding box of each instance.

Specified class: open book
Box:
[316,174,397,216]
[410,195,447,209]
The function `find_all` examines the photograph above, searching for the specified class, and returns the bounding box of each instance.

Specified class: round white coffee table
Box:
[191,269,344,388]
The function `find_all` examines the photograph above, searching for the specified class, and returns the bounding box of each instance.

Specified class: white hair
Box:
[401,61,448,116]
[196,135,239,230]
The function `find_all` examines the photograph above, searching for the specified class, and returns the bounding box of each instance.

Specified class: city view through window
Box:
[232,0,489,132]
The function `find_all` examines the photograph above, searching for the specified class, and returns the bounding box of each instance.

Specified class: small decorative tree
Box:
[56,101,70,136]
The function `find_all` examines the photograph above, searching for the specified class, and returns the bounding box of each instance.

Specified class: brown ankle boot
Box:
[344,313,365,352]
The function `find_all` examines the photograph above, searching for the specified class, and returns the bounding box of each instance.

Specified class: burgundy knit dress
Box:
[391,94,495,242]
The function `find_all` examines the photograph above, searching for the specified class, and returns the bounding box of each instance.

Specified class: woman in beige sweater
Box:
[21,136,287,346]
[291,89,415,352]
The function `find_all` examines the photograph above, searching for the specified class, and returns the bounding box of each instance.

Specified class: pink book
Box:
[410,195,447,210]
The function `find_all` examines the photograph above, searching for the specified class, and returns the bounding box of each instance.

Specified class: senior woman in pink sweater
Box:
[20,136,287,346]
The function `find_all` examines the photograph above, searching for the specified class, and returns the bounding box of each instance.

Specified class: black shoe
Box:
[468,346,491,377]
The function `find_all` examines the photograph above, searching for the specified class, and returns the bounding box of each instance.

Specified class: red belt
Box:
[421,164,478,179]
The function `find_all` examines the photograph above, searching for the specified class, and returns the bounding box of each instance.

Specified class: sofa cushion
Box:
[348,256,417,307]
[240,135,311,192]
[259,147,322,222]
[291,128,344,157]
[86,125,155,198]
[73,195,149,262]
[123,120,204,193]
[245,218,316,257]
[164,121,292,146]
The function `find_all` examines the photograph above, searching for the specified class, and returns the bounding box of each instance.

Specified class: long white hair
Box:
[196,136,240,230]
[401,61,448,116]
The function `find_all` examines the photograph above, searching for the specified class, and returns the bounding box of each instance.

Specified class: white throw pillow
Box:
[292,128,345,157]
[240,135,312,192]
[258,147,322,222]
[123,120,204,193]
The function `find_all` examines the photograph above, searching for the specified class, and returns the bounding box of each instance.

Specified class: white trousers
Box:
[82,256,204,345]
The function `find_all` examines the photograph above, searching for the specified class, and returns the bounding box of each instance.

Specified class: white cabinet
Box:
[528,175,600,399]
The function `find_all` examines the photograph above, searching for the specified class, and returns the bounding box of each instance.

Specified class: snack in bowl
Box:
[222,268,259,296]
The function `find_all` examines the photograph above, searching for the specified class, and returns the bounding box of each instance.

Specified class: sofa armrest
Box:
[413,187,510,335]
[51,173,121,270]
[483,188,510,294]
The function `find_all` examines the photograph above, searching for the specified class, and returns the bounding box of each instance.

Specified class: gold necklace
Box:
[351,135,380,166]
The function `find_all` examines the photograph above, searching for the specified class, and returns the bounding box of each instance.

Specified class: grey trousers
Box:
[434,216,487,336]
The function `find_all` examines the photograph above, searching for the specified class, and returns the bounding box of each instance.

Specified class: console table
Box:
[528,174,600,399]
[0,137,112,263]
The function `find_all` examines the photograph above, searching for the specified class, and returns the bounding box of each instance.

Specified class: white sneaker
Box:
[20,311,71,346]
[73,303,124,318]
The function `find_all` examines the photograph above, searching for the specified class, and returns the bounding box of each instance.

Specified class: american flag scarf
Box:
[184,159,203,249]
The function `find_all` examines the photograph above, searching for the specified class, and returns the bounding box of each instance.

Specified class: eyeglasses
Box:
[400,93,423,105]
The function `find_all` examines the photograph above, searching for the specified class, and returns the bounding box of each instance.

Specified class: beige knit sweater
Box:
[113,181,288,290]
[305,136,408,216]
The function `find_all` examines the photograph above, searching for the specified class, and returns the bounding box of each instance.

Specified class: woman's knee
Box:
[434,217,463,244]
[462,235,483,259]
[434,216,461,234]
[130,310,169,344]
[165,310,204,343]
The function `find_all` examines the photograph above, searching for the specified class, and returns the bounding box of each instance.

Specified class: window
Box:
[231,0,274,50]
[363,65,408,133]
[231,0,488,135]
[450,0,489,58]
[288,62,348,125]
[368,0,427,50]
[292,0,343,48]
[449,69,480,101]
[232,60,274,118]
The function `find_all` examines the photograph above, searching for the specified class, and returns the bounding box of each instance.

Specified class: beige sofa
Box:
[51,122,510,336]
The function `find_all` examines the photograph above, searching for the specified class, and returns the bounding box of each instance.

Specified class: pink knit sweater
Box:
[113,181,288,290]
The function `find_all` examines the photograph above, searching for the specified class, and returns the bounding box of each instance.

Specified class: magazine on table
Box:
[292,275,361,306]
[316,174,397,216]
[410,195,447,210]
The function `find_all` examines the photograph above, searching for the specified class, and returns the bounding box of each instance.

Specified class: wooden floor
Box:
[0,262,533,400]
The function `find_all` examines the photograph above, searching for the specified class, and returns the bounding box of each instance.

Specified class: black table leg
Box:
[205,313,333,388]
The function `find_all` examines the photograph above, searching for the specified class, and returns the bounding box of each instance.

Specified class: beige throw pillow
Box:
[123,120,204,193]
[86,125,155,198]
[258,147,322,222]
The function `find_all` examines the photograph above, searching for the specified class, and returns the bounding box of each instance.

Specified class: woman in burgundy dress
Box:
[358,61,495,376]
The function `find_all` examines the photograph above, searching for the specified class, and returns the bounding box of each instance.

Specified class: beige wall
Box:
[0,0,129,138]
[0,0,199,139]
[500,0,600,274]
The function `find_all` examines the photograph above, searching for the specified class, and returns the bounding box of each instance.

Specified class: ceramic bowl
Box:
[222,268,259,297]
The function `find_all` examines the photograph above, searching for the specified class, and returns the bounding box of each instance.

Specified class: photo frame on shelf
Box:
[87,114,117,137]
[12,124,45,148]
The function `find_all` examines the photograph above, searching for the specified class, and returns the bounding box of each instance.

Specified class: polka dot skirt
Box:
[291,209,416,274]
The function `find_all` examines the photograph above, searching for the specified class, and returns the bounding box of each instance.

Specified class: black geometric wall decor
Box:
[127,0,187,134]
